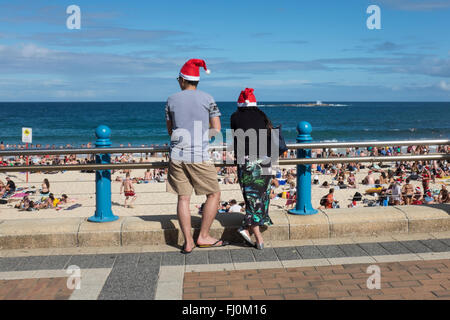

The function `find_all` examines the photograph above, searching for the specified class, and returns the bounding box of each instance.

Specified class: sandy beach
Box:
[1,157,447,221]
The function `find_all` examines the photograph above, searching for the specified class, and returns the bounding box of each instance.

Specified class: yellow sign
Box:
[22,127,32,143]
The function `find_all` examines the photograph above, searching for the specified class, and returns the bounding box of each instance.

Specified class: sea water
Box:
[0,102,449,147]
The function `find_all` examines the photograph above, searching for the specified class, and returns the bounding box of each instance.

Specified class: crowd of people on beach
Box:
[1,143,449,213]
[0,176,71,211]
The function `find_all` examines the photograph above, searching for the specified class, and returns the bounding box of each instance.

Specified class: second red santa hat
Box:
[237,88,257,107]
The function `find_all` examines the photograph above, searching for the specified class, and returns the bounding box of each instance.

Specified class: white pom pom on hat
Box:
[205,69,211,74]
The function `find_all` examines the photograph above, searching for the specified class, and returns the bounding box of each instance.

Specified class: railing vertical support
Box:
[88,125,119,223]
[289,121,318,215]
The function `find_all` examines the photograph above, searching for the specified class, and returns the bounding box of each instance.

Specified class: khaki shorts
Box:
[167,160,220,196]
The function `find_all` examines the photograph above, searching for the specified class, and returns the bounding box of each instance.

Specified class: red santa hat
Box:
[179,59,210,81]
[237,88,257,107]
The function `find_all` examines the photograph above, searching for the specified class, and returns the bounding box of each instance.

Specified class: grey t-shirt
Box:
[165,90,221,163]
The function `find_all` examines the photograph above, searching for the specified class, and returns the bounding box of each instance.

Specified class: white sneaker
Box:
[237,227,254,246]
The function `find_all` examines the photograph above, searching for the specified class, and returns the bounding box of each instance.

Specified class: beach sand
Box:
[1,157,447,221]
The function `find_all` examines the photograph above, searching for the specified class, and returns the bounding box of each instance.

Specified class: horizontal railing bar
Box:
[278,154,450,165]
[0,154,448,173]
[288,139,450,150]
[0,145,228,157]
[0,139,448,157]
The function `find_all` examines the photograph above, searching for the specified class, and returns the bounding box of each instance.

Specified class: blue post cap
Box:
[95,125,111,139]
[296,121,312,142]
[297,121,312,135]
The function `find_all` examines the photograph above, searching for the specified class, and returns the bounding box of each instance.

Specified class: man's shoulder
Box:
[167,91,185,101]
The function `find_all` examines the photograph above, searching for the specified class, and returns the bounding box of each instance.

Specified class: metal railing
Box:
[1,122,448,220]
[0,154,449,173]
[0,139,448,157]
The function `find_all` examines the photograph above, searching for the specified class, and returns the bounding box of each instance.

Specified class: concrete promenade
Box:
[0,205,448,250]
[0,232,449,300]
[0,205,448,300]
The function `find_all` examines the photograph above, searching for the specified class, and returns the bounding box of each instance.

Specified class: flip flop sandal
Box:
[196,239,229,248]
[181,244,194,254]
[237,227,254,246]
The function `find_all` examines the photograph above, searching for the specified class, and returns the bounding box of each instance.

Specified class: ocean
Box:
[1,102,449,147]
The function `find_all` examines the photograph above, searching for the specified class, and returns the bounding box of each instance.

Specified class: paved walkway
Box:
[0,233,449,300]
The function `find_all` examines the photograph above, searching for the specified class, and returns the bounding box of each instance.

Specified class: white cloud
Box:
[438,80,450,91]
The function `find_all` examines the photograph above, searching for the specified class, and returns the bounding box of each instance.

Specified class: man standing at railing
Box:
[165,59,228,254]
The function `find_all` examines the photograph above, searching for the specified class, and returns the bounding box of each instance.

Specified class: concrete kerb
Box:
[395,204,450,233]
[0,217,83,250]
[0,205,448,250]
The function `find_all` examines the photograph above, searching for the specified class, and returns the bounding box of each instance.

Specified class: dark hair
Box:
[185,79,199,87]
[229,199,237,205]
[179,77,199,87]
[44,178,50,189]
[256,108,273,131]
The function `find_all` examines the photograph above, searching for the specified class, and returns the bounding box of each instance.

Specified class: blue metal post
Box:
[288,121,318,215]
[88,125,119,223]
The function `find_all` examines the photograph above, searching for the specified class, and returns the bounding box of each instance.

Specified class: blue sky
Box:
[0,0,449,101]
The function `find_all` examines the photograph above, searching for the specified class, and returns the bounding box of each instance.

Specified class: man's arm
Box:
[166,120,173,136]
[209,116,221,131]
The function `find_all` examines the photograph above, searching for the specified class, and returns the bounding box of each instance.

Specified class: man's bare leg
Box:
[196,191,222,246]
[177,195,195,252]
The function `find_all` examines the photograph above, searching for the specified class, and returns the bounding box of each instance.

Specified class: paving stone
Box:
[124,268,160,300]
[66,254,95,269]
[399,241,433,253]
[274,247,301,261]
[113,253,140,268]
[338,244,369,257]
[296,245,324,259]
[90,254,117,268]
[378,242,412,255]
[419,239,450,252]
[39,255,72,270]
[438,238,450,247]
[14,256,47,271]
[161,252,185,266]
[0,257,25,272]
[252,248,278,262]
[358,243,390,256]
[98,264,157,299]
[185,251,208,265]
[230,249,255,263]
[138,252,163,268]
[208,250,232,264]
[317,245,347,258]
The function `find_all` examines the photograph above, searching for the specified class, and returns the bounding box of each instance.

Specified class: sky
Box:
[0,0,449,101]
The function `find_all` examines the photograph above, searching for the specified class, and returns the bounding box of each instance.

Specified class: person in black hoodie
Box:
[231,88,274,250]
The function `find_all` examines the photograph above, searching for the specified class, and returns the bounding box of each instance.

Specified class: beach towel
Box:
[12,193,28,198]
[65,204,82,210]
